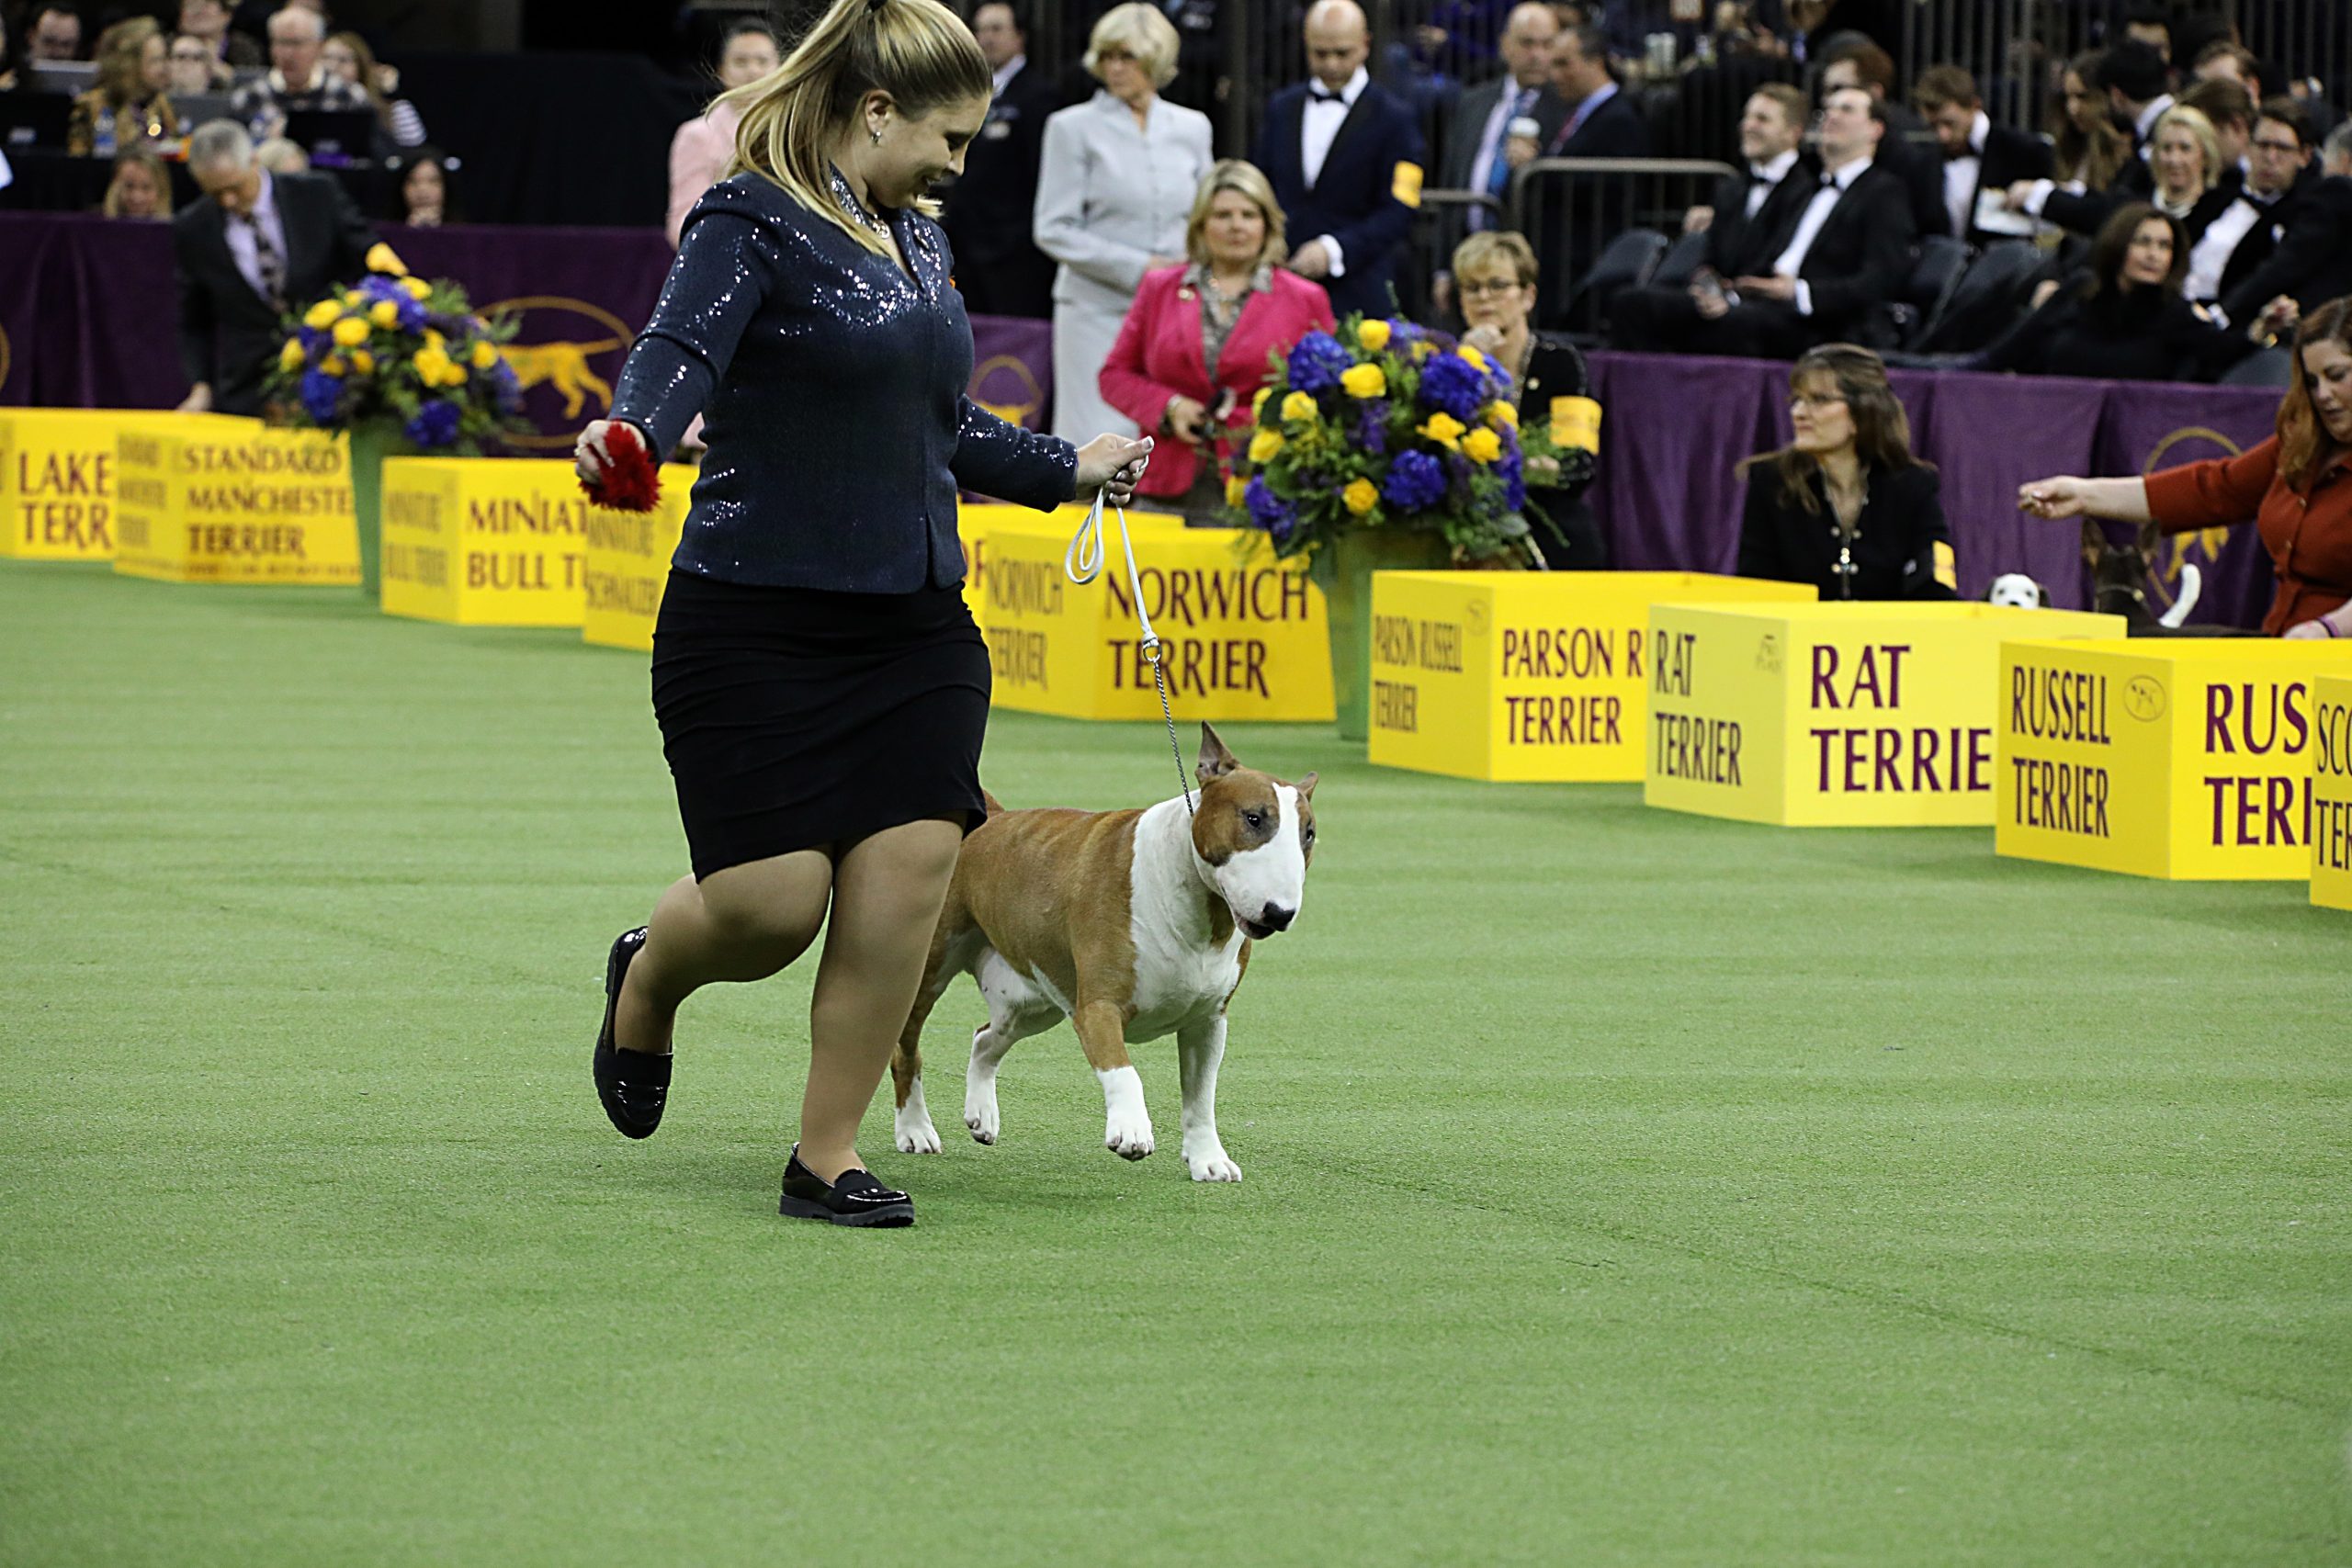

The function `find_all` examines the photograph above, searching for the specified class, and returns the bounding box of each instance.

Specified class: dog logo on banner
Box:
[970,354,1045,429]
[483,297,636,451]
[2138,426,2242,610]
[0,323,12,394]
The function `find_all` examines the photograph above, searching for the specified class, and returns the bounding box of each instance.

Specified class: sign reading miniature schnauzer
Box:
[1646,603,2122,827]
[1368,571,1815,782]
[1998,638,2352,879]
[580,464,697,654]
[113,415,359,585]
[380,457,587,626]
[975,508,1334,722]
[0,409,123,561]
[2312,675,2352,909]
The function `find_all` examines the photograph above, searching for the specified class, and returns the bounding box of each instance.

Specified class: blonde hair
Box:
[720,0,991,255]
[102,147,175,219]
[92,16,162,109]
[1184,161,1286,268]
[2153,104,2223,192]
[1450,230,1539,289]
[1084,3,1180,89]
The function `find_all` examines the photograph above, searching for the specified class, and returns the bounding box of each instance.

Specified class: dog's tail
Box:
[2160,563,2202,629]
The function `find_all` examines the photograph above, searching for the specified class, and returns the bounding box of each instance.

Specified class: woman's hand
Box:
[2029,277,2060,310]
[1162,395,1208,446]
[2017,476,2093,519]
[1461,323,1507,360]
[1074,434,1154,506]
[2252,294,2300,343]
[573,418,649,486]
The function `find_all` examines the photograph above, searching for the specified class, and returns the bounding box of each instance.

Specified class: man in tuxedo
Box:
[1816,39,1945,239]
[1251,0,1426,321]
[1611,85,1913,358]
[1539,21,1649,157]
[174,119,377,416]
[1911,65,2051,245]
[939,0,1056,320]
[2214,99,2352,327]
[2006,41,2172,236]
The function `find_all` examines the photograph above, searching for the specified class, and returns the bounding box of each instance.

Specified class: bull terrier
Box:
[889,725,1317,1182]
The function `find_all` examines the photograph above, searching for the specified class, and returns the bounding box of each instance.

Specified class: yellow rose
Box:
[1485,400,1520,430]
[1225,474,1248,507]
[350,349,375,376]
[1463,426,1503,464]
[469,340,501,370]
[320,355,346,377]
[401,276,432,300]
[365,243,408,276]
[1342,478,1379,515]
[1340,363,1387,399]
[1281,389,1317,423]
[414,346,452,383]
[1356,318,1392,352]
[424,329,446,354]
[1249,428,1286,464]
[303,299,342,330]
[278,339,306,371]
[369,299,401,329]
[1252,386,1272,416]
[332,316,369,347]
[1410,340,1435,361]
[441,363,468,388]
[1456,343,1488,371]
[342,290,364,307]
[1419,412,1466,450]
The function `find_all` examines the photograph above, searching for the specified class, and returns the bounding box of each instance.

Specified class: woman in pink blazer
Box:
[1100,160,1336,511]
[665,21,780,247]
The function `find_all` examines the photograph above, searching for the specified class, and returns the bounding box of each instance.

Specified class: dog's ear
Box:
[2135,517,2161,558]
[1295,771,1317,800]
[2036,583,2050,607]
[2080,518,2107,570]
[1196,723,1238,783]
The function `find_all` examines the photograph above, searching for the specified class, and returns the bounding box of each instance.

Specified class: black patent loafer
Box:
[779,1145,914,1227]
[591,927,668,1139]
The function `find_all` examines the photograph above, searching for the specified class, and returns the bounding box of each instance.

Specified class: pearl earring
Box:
[870,125,884,144]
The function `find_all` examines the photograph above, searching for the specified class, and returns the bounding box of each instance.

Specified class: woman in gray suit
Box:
[1034,2,1213,444]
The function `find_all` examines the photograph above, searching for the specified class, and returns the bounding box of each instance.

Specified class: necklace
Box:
[828,166,891,240]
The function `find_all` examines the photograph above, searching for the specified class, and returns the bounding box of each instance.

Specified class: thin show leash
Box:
[1065,465,1195,820]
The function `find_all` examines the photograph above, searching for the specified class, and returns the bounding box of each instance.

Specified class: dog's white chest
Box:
[1122,801,1245,1041]
[1125,932,1243,1041]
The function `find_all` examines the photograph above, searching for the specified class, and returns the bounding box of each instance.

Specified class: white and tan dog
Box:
[890,725,1317,1181]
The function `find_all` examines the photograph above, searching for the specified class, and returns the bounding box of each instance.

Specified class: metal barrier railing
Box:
[1508,158,1736,333]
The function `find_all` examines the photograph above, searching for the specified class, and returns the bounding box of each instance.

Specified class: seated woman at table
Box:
[1983,203,2274,384]
[1452,229,1606,570]
[1736,344,1958,602]
[67,17,179,158]
[1098,159,1333,516]
[101,147,173,221]
[2019,295,2352,637]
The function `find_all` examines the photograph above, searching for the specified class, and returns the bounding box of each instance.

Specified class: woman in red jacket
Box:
[1099,159,1335,514]
[2020,295,2352,637]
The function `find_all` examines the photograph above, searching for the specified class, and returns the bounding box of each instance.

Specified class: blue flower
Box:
[360,274,405,301]
[395,295,428,333]
[298,324,329,353]
[1382,450,1447,513]
[1284,333,1352,397]
[405,398,462,447]
[299,368,344,423]
[1418,354,1486,421]
[492,363,523,414]
[1499,448,1526,512]
[1244,473,1295,541]
[1352,398,1389,457]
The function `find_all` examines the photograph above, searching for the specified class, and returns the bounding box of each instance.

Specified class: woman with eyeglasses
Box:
[1452,230,1606,569]
[1736,344,1957,601]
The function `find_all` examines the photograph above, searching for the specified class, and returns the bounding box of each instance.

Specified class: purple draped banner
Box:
[1585,351,2282,627]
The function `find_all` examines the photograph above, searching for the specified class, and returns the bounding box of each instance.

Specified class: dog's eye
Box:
[1302,826,1315,844]
[1244,809,1265,829]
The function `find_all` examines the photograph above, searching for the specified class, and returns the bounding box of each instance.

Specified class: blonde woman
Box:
[574,0,1150,1228]
[322,32,429,149]
[67,17,177,157]
[1035,2,1213,444]
[1099,160,1334,510]
[102,147,174,220]
[2147,104,2223,222]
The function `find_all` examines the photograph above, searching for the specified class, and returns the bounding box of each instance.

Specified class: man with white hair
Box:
[227,4,366,141]
[1250,0,1425,320]
[174,118,377,415]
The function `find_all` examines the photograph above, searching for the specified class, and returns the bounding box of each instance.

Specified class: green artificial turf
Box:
[2,560,2346,1566]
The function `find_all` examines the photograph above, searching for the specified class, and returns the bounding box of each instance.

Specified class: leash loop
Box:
[1066,479,1194,819]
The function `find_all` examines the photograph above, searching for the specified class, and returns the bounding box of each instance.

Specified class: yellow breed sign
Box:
[976,507,1333,722]
[2314,674,2352,909]
[1368,571,1815,782]
[114,416,358,585]
[1646,603,2122,826]
[381,457,589,626]
[0,408,123,560]
[581,465,697,653]
[1997,639,2352,880]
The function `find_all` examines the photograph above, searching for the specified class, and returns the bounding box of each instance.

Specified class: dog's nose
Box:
[1257,904,1295,932]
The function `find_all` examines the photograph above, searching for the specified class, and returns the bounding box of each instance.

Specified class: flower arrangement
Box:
[1219,313,1544,565]
[263,243,526,452]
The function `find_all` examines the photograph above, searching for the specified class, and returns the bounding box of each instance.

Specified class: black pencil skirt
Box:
[650,568,991,881]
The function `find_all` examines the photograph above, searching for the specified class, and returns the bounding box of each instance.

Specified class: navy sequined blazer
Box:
[610,172,1079,592]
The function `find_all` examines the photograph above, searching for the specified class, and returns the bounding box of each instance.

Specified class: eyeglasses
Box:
[1457,278,1525,299]
[1789,391,1849,411]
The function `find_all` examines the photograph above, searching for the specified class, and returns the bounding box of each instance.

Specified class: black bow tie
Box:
[1749,168,1776,184]
[1309,85,1344,105]
[1942,141,1982,163]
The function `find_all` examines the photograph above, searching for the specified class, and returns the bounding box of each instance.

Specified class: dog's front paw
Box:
[964,1083,1001,1145]
[1184,1144,1241,1182]
[894,1083,942,1155]
[1104,1111,1155,1161]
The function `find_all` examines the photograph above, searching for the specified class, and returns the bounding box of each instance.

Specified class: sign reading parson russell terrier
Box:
[890,725,1317,1182]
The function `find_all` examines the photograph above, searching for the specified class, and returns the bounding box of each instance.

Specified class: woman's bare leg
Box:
[797,818,965,1182]
[613,850,835,1055]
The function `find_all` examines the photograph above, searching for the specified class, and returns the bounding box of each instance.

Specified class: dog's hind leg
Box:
[964,951,1050,1145]
[891,919,975,1156]
[1177,1010,1239,1182]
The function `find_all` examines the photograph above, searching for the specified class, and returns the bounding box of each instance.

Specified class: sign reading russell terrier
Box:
[888,725,1316,1182]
